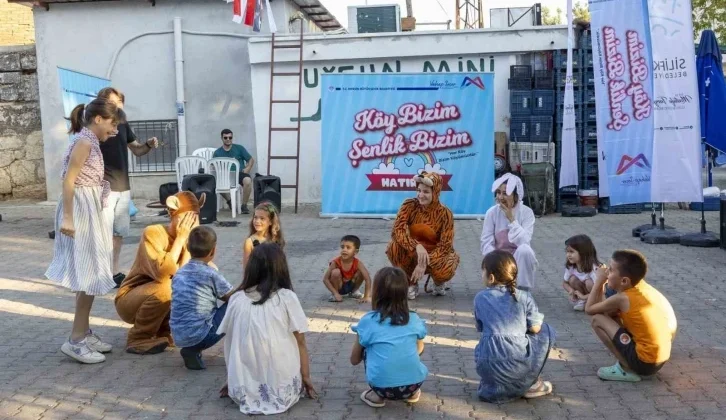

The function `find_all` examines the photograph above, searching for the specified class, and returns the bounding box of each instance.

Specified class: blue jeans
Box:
[183,302,228,352]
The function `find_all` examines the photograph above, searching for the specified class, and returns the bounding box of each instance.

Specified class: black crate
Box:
[556,104,581,123]
[508,78,532,89]
[557,89,583,105]
[530,116,553,143]
[583,88,596,104]
[534,70,554,89]
[554,50,581,69]
[532,90,555,116]
[581,50,594,68]
[510,65,532,79]
[583,70,595,86]
[600,198,642,214]
[583,124,597,140]
[584,161,599,177]
[583,104,597,123]
[510,116,530,142]
[582,141,598,159]
[510,90,532,115]
[556,70,581,87]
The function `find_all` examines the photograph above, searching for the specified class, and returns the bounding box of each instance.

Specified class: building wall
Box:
[0,0,34,46]
[31,0,318,200]
[247,27,569,204]
[0,45,44,199]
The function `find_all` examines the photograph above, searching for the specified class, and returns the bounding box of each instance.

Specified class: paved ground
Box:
[0,200,724,420]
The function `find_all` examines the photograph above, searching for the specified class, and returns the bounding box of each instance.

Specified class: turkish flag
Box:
[243,0,256,26]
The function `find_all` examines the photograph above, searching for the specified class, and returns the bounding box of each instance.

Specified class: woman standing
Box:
[46,99,125,363]
[480,173,538,290]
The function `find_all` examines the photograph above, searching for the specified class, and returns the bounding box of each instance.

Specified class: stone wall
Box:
[0,1,35,46]
[0,45,45,200]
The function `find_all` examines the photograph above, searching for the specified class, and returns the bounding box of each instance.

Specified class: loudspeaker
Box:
[159,182,179,205]
[182,174,217,225]
[254,174,282,212]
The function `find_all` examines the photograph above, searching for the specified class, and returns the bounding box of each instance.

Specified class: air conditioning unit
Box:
[348,4,401,34]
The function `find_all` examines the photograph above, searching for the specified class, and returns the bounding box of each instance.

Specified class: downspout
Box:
[173,17,187,157]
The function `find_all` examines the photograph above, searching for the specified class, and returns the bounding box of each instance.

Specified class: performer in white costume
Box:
[480,173,538,290]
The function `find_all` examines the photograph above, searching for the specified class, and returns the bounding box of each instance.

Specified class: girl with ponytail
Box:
[46,98,125,364]
[473,250,556,403]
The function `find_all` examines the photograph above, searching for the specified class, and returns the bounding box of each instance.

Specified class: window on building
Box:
[128,120,179,173]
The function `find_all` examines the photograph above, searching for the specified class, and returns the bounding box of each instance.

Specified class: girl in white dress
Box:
[480,173,538,290]
[218,242,317,415]
[562,234,602,311]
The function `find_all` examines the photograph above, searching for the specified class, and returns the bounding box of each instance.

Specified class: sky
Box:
[319,0,582,30]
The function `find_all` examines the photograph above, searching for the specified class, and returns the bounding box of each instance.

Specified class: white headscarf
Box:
[491,173,524,198]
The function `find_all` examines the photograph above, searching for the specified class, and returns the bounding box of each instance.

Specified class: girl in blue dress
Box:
[474,250,556,403]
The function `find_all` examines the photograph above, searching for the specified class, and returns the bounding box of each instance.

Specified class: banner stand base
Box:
[641,217,681,244]
[319,213,486,220]
[679,231,720,247]
[632,212,674,237]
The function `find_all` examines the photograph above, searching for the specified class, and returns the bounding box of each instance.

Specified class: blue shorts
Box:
[339,280,355,295]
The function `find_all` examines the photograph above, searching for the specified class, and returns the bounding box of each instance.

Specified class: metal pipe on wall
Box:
[173,17,187,156]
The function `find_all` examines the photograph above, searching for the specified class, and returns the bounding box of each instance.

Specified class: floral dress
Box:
[217,287,308,415]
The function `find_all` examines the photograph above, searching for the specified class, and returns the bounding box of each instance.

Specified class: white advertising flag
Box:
[559,0,579,189]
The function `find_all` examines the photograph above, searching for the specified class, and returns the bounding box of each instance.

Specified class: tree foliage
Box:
[573,1,591,22]
[542,6,563,25]
[692,0,726,45]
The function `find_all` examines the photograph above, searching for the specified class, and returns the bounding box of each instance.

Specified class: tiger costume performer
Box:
[386,171,459,299]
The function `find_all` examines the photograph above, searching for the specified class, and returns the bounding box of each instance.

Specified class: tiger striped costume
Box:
[386,172,460,285]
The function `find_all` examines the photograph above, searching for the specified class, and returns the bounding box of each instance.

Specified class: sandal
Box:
[405,389,421,403]
[360,390,385,408]
[523,379,553,399]
[597,362,642,382]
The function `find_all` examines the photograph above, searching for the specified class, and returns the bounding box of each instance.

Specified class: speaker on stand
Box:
[254,174,282,212]
[182,174,217,224]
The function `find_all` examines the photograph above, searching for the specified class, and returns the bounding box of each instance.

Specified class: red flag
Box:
[232,0,242,23]
[243,0,256,26]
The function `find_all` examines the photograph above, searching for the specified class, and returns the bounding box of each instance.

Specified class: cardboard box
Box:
[401,17,416,31]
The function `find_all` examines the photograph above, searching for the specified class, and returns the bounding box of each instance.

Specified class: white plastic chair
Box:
[192,147,216,161]
[174,156,207,190]
[208,157,241,218]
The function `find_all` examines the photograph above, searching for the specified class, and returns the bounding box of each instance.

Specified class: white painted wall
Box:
[248,26,568,204]
[32,0,319,200]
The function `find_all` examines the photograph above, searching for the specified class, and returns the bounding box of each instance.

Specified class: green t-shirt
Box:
[213,144,253,172]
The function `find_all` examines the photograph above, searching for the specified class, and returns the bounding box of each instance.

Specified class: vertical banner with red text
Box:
[320,73,494,217]
[590,0,655,204]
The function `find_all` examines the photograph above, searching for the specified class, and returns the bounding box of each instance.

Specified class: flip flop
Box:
[597,362,642,382]
[360,390,385,408]
[405,389,421,403]
[523,379,553,399]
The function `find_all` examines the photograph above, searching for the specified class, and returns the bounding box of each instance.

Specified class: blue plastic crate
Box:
[583,89,596,104]
[560,186,578,195]
[689,196,720,211]
[534,70,554,89]
[554,50,581,69]
[510,116,530,142]
[581,50,594,68]
[582,141,598,159]
[508,78,532,89]
[583,105,597,123]
[585,161,598,177]
[532,90,555,116]
[579,30,592,50]
[510,90,532,115]
[510,65,532,79]
[556,70,581,87]
[642,202,664,211]
[600,199,642,214]
[583,124,597,140]
[530,116,553,143]
[583,70,595,86]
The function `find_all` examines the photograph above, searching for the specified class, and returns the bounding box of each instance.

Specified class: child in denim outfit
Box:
[171,226,233,370]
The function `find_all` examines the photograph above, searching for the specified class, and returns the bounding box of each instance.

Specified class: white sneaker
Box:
[85,331,112,353]
[61,339,106,364]
[407,284,419,300]
[573,300,586,311]
[348,290,364,299]
[433,283,447,296]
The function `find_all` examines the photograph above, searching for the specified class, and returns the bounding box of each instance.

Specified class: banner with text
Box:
[591,0,655,204]
[648,0,703,203]
[320,73,494,216]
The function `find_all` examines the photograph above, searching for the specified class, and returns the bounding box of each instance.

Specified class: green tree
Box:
[542,6,563,25]
[692,0,726,45]
[573,1,591,22]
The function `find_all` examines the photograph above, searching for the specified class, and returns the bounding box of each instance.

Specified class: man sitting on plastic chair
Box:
[213,128,255,214]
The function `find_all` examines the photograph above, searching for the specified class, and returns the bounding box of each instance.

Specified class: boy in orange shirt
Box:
[585,249,677,382]
[322,235,372,303]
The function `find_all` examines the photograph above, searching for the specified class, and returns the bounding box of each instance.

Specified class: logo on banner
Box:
[616,154,650,175]
[345,101,479,192]
[461,77,485,90]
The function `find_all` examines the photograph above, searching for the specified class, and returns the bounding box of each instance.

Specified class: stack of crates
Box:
[508,65,533,90]
[580,29,599,193]
[553,49,582,211]
[509,65,555,169]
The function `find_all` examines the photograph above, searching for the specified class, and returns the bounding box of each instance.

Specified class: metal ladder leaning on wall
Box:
[266,19,304,213]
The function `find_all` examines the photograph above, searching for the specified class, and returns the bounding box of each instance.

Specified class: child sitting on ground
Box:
[351,267,428,408]
[218,243,317,415]
[322,235,372,303]
[474,250,556,403]
[586,250,677,382]
[562,234,601,311]
[242,202,285,266]
[170,226,233,370]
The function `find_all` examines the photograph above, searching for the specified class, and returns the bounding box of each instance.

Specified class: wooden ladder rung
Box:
[269,155,298,160]
[272,72,301,76]
[273,44,302,49]
[281,185,297,188]
[270,127,298,132]
[271,99,300,104]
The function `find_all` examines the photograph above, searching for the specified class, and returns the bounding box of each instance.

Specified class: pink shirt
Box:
[494,229,518,254]
[62,127,110,207]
